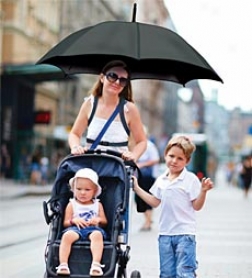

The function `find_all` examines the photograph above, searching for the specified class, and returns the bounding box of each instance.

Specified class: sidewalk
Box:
[0,178,52,200]
[128,168,252,278]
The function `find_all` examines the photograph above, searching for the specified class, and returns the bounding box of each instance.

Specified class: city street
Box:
[0,166,252,277]
[128,167,252,277]
[0,195,48,277]
[1,1,252,278]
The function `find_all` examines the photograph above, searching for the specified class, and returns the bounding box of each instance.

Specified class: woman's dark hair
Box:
[101,60,131,77]
[90,60,133,102]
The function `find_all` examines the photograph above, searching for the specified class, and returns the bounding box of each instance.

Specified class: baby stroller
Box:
[43,149,141,278]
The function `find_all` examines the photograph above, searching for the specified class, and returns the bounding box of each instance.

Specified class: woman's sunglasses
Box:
[105,72,129,87]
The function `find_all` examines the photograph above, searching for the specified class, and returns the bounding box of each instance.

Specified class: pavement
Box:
[0,178,52,200]
[128,168,252,278]
[1,169,252,277]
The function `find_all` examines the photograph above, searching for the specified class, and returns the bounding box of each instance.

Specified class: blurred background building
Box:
[1,0,251,181]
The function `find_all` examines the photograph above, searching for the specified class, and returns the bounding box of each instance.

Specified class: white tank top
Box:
[70,198,99,221]
[86,96,129,153]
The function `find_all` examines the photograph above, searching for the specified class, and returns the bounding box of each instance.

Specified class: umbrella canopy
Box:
[36,17,222,85]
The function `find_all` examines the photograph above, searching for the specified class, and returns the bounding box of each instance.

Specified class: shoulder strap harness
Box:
[87,96,130,148]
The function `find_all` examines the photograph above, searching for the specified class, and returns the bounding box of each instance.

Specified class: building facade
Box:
[2,0,246,181]
[0,0,169,180]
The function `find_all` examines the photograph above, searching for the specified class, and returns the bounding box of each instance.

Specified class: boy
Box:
[133,135,213,278]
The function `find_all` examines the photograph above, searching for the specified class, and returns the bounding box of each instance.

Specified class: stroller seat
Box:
[43,152,134,278]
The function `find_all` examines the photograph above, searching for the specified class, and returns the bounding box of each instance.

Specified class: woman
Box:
[68,60,146,162]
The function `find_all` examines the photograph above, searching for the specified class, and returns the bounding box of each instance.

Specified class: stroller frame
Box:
[43,150,141,278]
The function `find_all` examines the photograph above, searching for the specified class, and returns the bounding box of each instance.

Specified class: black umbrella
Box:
[36,4,222,85]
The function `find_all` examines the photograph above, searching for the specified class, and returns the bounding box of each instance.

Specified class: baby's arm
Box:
[192,177,214,211]
[88,203,108,227]
[132,176,160,208]
[63,202,74,227]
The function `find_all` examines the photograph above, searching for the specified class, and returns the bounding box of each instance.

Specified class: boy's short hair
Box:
[165,135,196,160]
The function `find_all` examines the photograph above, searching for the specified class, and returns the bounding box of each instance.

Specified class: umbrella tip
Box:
[132,3,137,22]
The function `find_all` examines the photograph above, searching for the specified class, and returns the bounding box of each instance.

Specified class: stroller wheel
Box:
[130,270,141,278]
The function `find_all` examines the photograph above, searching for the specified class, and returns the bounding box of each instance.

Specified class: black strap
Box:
[86,138,128,147]
[120,105,130,135]
[88,96,98,126]
[88,96,130,136]
[90,98,125,150]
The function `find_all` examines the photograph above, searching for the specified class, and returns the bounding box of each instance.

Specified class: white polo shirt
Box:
[150,168,201,235]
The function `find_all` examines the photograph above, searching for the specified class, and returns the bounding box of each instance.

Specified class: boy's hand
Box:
[131,175,138,191]
[201,177,214,192]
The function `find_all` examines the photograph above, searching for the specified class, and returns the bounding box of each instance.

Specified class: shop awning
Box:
[1,63,77,83]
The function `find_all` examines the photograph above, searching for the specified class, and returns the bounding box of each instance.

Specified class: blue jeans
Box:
[158,235,197,278]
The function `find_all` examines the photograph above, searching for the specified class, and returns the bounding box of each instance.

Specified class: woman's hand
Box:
[122,150,136,162]
[71,145,88,155]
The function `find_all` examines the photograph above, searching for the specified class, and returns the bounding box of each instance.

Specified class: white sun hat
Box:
[69,168,102,198]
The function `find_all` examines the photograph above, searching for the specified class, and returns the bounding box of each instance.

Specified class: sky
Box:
[164,0,252,112]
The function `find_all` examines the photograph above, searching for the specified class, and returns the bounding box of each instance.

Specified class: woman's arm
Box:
[68,100,91,154]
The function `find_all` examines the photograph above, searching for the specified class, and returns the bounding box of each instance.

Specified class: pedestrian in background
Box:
[132,135,214,278]
[0,143,11,179]
[29,148,41,185]
[40,156,49,185]
[225,160,235,186]
[68,60,146,162]
[239,154,252,198]
[135,126,160,231]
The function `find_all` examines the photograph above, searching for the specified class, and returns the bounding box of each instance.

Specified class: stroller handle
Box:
[65,149,123,158]
[85,149,123,158]
[66,149,141,179]
[85,149,142,179]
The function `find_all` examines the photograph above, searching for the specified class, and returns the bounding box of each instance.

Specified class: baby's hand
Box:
[201,177,214,192]
[88,217,100,226]
[73,218,89,229]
